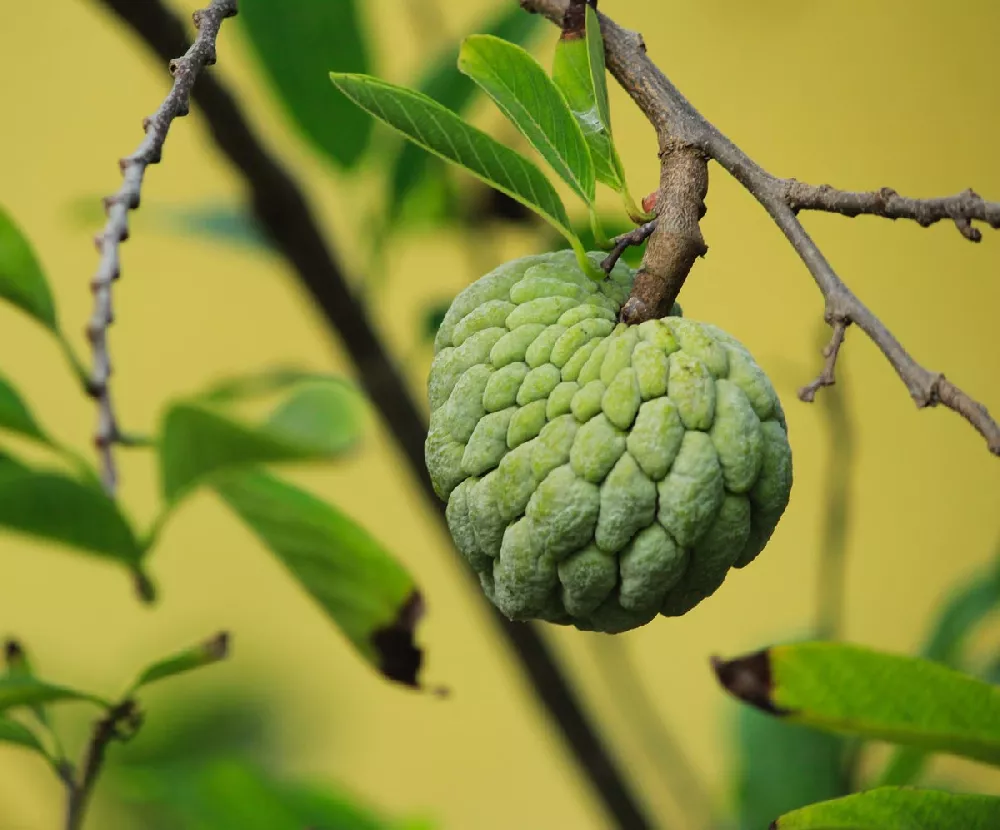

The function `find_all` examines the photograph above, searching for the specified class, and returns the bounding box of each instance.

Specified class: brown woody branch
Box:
[87,0,237,494]
[522,0,999,456]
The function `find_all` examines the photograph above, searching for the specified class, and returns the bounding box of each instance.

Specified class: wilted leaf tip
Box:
[3,639,23,665]
[205,631,231,662]
[371,591,425,688]
[711,650,791,716]
[561,0,597,39]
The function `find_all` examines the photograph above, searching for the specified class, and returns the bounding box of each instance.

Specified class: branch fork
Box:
[523,0,998,456]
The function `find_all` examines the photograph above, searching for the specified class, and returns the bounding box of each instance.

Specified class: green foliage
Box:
[329,73,591,270]
[734,706,848,830]
[0,370,48,443]
[773,787,1000,829]
[459,35,596,206]
[0,462,144,569]
[159,380,361,503]
[216,470,423,687]
[388,5,541,224]
[130,633,230,694]
[0,675,106,712]
[239,0,372,169]
[0,203,57,332]
[879,544,1000,786]
[717,641,1000,767]
[0,716,48,757]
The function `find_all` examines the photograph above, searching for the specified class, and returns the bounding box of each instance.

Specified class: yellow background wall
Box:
[0,1,998,828]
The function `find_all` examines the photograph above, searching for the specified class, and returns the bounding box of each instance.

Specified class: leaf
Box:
[552,21,623,192]
[159,382,361,502]
[458,35,595,205]
[0,371,49,444]
[880,546,1000,785]
[0,464,143,566]
[196,369,340,404]
[0,676,105,713]
[388,5,541,222]
[131,633,230,694]
[0,716,48,757]
[585,6,613,134]
[773,787,1000,830]
[215,470,423,687]
[734,706,848,830]
[713,641,1000,767]
[0,205,57,332]
[5,640,50,729]
[158,203,272,252]
[329,73,591,270]
[239,0,372,169]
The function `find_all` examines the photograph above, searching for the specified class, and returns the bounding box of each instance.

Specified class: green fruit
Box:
[426,251,792,633]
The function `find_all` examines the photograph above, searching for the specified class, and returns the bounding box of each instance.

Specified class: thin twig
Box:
[64,700,142,830]
[87,0,238,495]
[784,182,1000,242]
[799,319,849,403]
[94,2,651,828]
[522,0,999,456]
[601,219,657,274]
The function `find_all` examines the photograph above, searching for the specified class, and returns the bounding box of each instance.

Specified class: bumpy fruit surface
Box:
[426,251,792,633]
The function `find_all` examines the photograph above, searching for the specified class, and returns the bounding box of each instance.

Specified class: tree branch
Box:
[521,0,999,456]
[88,0,238,495]
[64,699,142,830]
[92,2,651,828]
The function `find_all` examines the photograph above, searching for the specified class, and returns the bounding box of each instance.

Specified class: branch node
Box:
[799,318,849,403]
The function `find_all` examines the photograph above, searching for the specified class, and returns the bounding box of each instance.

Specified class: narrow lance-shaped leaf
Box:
[329,73,597,277]
[0,464,144,568]
[0,371,49,445]
[130,632,230,694]
[585,6,612,134]
[0,204,57,332]
[879,547,1000,786]
[5,640,50,729]
[216,470,424,687]
[159,380,362,503]
[713,641,1000,767]
[239,0,372,169]
[388,3,541,221]
[0,675,107,713]
[552,22,623,192]
[0,716,49,758]
[773,787,1000,830]
[458,35,595,205]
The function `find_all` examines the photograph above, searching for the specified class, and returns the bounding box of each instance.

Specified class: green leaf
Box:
[239,0,372,169]
[0,371,48,443]
[215,470,423,687]
[585,6,612,135]
[195,369,340,404]
[329,73,591,270]
[0,675,105,713]
[131,633,230,694]
[0,464,143,566]
[713,641,1000,767]
[5,641,50,730]
[880,546,1000,786]
[159,381,361,503]
[0,716,48,757]
[0,205,57,331]
[773,787,1000,830]
[735,706,848,830]
[458,35,595,205]
[552,22,623,193]
[388,5,541,222]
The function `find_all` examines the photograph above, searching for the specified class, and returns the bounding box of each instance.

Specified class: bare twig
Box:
[521,0,999,456]
[64,699,142,830]
[799,319,849,403]
[94,2,651,828]
[601,219,657,274]
[784,182,1000,242]
[87,0,238,494]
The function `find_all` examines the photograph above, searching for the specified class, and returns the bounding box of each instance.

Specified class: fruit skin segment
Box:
[426,251,792,633]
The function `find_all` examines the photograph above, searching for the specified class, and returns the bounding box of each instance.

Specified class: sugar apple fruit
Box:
[426,250,792,633]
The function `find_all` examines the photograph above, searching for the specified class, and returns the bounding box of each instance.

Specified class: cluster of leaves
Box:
[0,205,423,690]
[724,545,1000,829]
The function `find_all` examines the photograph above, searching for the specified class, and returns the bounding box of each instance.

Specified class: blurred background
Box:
[0,1,998,828]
